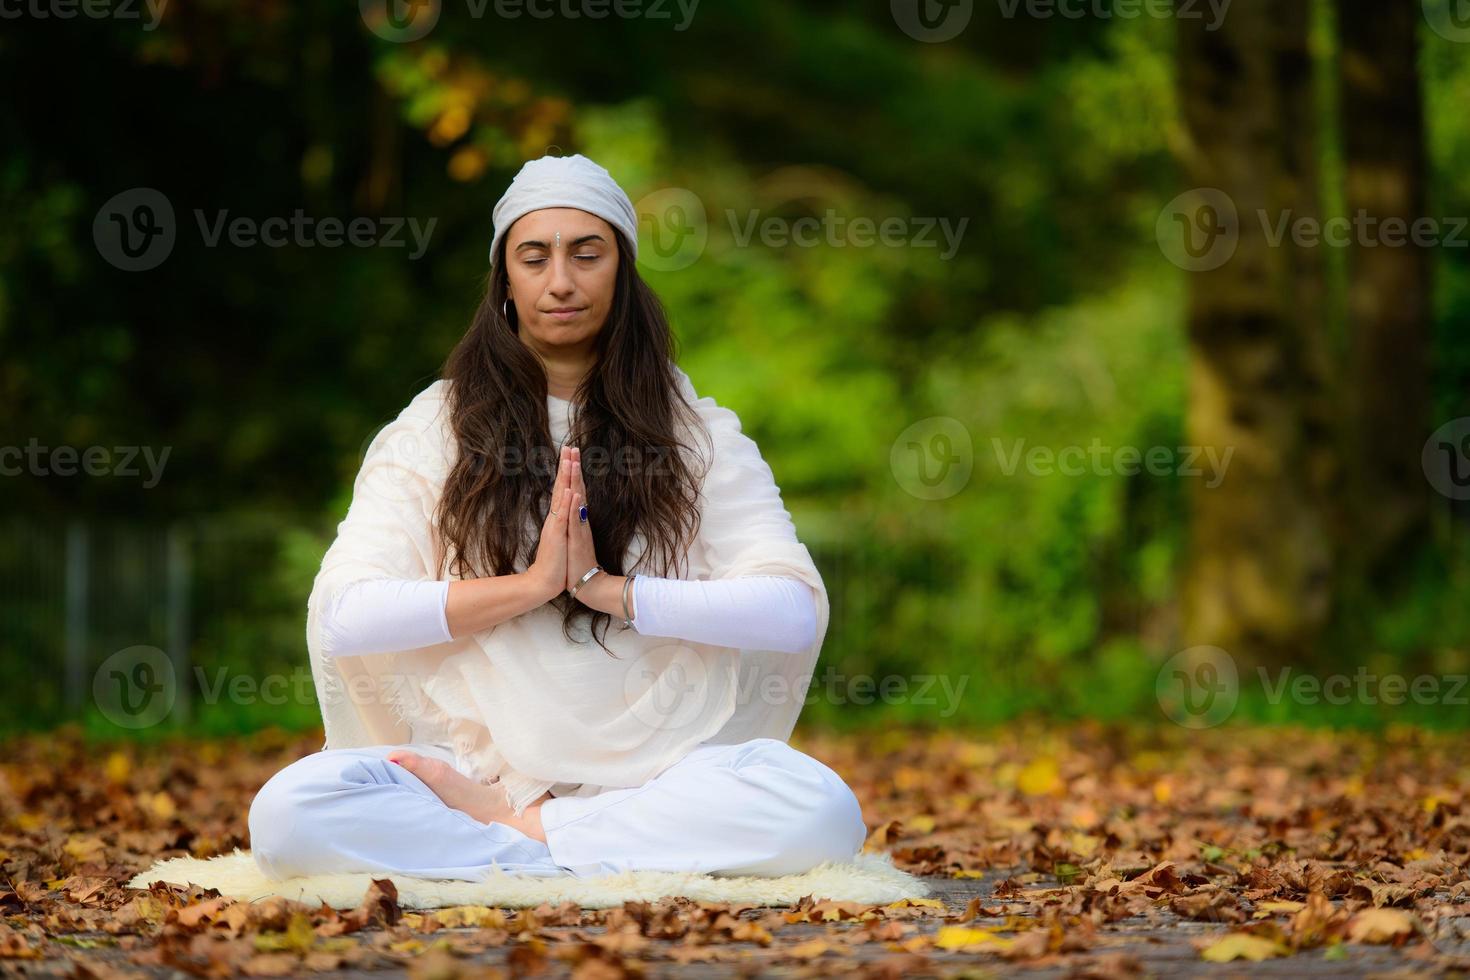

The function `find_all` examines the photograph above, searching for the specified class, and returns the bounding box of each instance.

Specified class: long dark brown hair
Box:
[434,228,708,656]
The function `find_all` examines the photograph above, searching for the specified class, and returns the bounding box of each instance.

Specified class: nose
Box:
[546,251,576,299]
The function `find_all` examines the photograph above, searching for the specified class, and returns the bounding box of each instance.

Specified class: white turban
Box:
[488,153,639,267]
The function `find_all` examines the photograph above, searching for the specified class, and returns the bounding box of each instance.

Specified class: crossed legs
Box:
[248,737,868,881]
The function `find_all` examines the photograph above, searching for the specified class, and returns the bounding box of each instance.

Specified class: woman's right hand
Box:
[526,445,575,603]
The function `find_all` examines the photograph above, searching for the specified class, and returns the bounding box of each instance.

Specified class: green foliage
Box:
[0,3,1466,736]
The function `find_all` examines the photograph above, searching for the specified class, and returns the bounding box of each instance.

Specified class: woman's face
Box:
[503,207,621,352]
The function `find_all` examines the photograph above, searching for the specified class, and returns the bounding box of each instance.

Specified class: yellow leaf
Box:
[63,836,106,864]
[1153,778,1173,804]
[787,939,831,958]
[907,815,936,834]
[885,898,944,911]
[432,906,506,928]
[1200,933,1288,962]
[104,752,130,785]
[150,792,177,821]
[935,926,1014,951]
[253,913,317,955]
[1017,758,1062,797]
[952,870,986,879]
[1068,833,1102,858]
[1346,908,1416,944]
[1255,901,1306,915]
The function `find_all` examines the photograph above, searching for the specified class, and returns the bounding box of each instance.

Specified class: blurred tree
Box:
[1176,1,1337,664]
[1336,0,1432,580]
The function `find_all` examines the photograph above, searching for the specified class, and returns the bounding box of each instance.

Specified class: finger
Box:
[571,451,587,506]
[554,445,573,497]
[545,485,571,528]
[572,488,589,531]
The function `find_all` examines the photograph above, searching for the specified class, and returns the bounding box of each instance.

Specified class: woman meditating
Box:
[247,153,868,881]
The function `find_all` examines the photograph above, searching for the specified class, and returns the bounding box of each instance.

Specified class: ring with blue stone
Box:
[578,504,589,524]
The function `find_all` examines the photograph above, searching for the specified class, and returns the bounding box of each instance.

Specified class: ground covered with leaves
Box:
[0,721,1467,977]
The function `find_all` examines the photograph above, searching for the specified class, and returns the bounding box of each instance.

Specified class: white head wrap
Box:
[488,153,639,267]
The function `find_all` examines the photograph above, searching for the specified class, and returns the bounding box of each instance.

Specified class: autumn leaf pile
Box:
[0,719,1467,976]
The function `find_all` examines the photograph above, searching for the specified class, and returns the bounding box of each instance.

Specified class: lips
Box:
[545,308,585,320]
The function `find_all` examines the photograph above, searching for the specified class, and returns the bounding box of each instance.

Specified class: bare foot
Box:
[387,751,549,843]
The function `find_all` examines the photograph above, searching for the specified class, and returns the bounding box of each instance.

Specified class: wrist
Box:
[524,567,563,605]
[573,570,623,615]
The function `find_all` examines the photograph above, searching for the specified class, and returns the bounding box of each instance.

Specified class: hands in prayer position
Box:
[525,442,630,619]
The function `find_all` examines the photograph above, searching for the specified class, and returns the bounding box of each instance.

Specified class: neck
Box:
[520,335,594,400]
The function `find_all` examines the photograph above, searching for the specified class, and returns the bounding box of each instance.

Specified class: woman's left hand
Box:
[565,447,600,593]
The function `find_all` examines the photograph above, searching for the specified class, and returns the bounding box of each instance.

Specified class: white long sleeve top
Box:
[317,572,819,659]
[317,391,819,657]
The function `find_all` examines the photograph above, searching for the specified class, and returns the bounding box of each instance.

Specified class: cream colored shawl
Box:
[305,365,829,814]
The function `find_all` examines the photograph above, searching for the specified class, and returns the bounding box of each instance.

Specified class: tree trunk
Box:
[1176,2,1336,665]
[1335,0,1432,580]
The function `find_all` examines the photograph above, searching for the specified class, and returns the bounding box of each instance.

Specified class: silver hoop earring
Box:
[502,299,513,320]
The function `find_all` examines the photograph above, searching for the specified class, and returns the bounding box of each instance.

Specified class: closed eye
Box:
[523,254,600,266]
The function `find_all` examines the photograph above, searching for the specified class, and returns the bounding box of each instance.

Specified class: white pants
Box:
[248,737,868,881]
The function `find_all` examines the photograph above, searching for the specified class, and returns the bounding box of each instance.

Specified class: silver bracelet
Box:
[568,564,603,601]
[620,573,637,629]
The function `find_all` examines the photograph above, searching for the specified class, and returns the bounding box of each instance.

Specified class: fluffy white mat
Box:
[127,848,932,910]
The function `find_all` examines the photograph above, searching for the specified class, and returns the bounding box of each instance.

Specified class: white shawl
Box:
[304,365,829,814]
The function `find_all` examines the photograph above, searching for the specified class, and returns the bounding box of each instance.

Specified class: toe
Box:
[388,751,441,783]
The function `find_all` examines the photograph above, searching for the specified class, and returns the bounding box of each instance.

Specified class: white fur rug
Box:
[127,848,931,910]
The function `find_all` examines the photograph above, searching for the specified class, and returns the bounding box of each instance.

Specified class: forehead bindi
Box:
[512,212,611,253]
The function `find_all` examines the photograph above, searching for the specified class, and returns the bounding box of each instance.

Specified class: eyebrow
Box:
[514,234,608,252]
